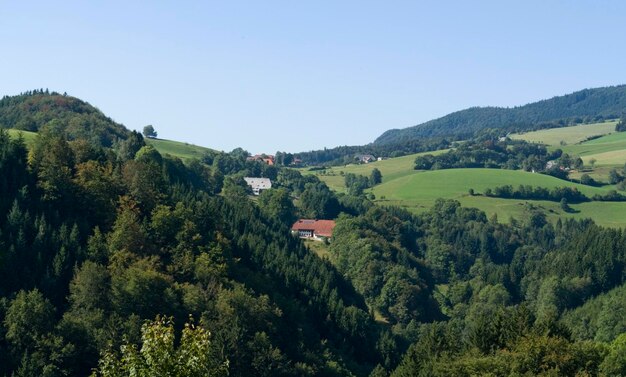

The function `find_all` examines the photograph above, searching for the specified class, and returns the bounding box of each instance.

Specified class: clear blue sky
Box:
[1,1,625,153]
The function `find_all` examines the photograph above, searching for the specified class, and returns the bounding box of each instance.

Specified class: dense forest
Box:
[0,90,129,147]
[1,92,626,376]
[375,85,626,145]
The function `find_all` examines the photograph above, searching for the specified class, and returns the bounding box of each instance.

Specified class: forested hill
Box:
[375,84,626,145]
[4,90,626,375]
[0,89,129,146]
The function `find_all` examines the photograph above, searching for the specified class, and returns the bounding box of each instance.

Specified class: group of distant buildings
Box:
[244,150,394,242]
[243,172,336,241]
[246,154,276,165]
[246,154,303,167]
[355,154,385,164]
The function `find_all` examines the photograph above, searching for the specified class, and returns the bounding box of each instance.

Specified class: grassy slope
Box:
[510,120,617,145]
[145,138,214,161]
[511,120,626,167]
[559,132,626,166]
[302,149,450,192]
[372,168,626,227]
[374,168,610,202]
[7,129,214,162]
[6,129,37,146]
[305,142,626,226]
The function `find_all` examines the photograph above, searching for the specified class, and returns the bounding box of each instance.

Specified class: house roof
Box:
[244,177,271,187]
[291,219,336,237]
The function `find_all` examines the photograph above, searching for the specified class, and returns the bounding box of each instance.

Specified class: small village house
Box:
[355,154,376,164]
[244,177,272,195]
[291,219,336,241]
[247,154,275,165]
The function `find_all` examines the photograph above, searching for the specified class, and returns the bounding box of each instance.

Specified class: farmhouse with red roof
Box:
[291,219,336,240]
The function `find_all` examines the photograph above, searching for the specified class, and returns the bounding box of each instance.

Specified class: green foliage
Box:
[142,125,157,139]
[0,90,129,146]
[563,282,626,342]
[413,138,575,177]
[344,173,371,196]
[4,289,55,354]
[4,91,626,377]
[92,316,227,377]
[580,173,596,186]
[330,207,438,327]
[257,188,296,225]
[370,168,382,185]
[299,182,340,219]
[615,116,626,132]
[609,168,623,184]
[600,333,626,376]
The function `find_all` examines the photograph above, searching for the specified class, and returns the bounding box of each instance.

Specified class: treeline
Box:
[483,184,626,203]
[414,137,552,170]
[293,137,450,166]
[414,137,582,179]
[376,84,626,145]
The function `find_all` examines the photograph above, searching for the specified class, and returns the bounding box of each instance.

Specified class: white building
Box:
[244,177,272,195]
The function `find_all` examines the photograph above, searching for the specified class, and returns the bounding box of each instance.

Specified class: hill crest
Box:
[0,89,129,147]
[375,84,626,145]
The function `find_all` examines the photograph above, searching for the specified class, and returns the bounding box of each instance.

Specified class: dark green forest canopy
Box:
[1,92,626,376]
[375,84,626,145]
[0,90,129,147]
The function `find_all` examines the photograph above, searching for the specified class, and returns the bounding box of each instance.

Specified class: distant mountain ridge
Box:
[375,84,626,145]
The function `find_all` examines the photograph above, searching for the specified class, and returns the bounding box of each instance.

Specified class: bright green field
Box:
[511,120,626,171]
[304,146,626,227]
[373,168,610,205]
[557,131,626,167]
[145,138,214,161]
[371,168,626,227]
[510,121,617,145]
[304,149,450,192]
[6,129,38,146]
[7,128,213,162]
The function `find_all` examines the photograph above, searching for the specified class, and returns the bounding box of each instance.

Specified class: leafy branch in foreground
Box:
[92,316,228,377]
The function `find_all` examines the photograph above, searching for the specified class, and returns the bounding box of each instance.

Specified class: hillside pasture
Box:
[6,129,37,146]
[7,128,214,162]
[510,121,617,145]
[304,149,449,191]
[561,131,626,155]
[581,149,626,167]
[146,138,214,161]
[371,168,626,227]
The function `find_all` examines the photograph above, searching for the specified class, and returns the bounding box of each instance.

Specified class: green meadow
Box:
[370,168,626,227]
[306,145,626,227]
[510,120,617,145]
[6,129,38,146]
[6,128,214,162]
[511,120,626,168]
[373,168,610,203]
[304,149,449,192]
[145,138,214,161]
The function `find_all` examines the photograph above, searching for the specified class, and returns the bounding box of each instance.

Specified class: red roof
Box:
[291,219,336,237]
